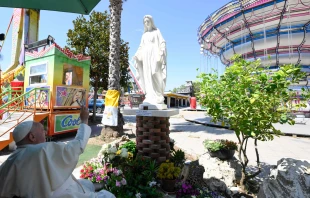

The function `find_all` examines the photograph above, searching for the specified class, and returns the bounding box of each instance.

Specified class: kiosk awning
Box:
[0,0,101,14]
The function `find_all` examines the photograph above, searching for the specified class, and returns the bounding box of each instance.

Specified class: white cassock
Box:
[0,124,115,198]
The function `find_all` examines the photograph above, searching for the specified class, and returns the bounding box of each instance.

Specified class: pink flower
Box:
[121,178,127,185]
[116,181,121,187]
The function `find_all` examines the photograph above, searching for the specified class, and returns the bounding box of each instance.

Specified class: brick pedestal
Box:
[136,116,171,163]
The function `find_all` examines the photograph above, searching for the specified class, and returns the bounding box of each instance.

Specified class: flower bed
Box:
[80,140,222,197]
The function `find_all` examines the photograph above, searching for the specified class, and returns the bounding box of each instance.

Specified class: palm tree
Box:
[101,0,126,138]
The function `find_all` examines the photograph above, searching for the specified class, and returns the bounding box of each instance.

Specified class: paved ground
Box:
[172,111,310,166]
[182,110,310,137]
[2,110,310,183]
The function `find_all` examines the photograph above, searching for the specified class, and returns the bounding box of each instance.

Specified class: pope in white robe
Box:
[0,106,115,198]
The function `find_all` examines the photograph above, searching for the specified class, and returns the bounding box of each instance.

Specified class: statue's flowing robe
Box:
[0,124,115,198]
[134,29,167,104]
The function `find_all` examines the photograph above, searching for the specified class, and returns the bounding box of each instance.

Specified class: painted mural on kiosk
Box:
[56,86,86,107]
[25,86,50,108]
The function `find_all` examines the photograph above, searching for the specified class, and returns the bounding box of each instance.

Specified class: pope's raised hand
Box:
[80,105,89,124]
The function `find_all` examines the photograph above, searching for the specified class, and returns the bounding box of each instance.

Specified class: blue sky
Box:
[0,0,229,91]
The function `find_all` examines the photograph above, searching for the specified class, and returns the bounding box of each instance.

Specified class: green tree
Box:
[197,55,309,190]
[66,11,129,122]
[192,81,200,97]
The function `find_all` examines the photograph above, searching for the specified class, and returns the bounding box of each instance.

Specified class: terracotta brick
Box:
[142,148,153,153]
[137,143,146,149]
[142,124,151,129]
[150,136,161,141]
[143,132,151,136]
[158,156,166,163]
[142,140,153,145]
[155,132,166,137]
[150,153,160,158]
[149,128,161,133]
[136,136,144,143]
[143,117,154,121]
[159,140,166,144]
[159,148,166,154]
[142,156,152,160]
[137,127,145,131]
[150,144,160,150]
[149,120,160,125]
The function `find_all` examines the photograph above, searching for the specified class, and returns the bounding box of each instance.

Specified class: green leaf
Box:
[250,98,255,104]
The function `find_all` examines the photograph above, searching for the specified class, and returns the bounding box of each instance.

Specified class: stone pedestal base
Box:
[139,103,167,110]
[136,116,171,163]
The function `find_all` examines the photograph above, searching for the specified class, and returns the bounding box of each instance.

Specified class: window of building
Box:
[63,64,83,86]
[29,63,47,85]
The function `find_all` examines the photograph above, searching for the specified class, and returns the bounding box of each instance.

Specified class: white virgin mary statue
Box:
[134,15,167,110]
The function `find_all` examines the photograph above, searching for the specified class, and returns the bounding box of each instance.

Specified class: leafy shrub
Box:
[119,140,136,155]
[171,149,186,168]
[203,139,237,152]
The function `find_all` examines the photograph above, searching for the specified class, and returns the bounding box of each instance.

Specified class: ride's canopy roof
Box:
[0,0,101,14]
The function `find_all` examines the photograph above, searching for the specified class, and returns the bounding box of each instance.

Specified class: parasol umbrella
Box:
[0,0,101,14]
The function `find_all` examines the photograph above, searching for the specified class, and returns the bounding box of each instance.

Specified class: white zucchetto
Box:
[13,121,34,143]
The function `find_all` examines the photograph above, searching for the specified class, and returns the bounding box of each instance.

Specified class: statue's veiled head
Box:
[143,15,157,32]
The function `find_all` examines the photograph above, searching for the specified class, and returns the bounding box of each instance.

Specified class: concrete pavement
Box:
[172,111,310,166]
[2,110,310,183]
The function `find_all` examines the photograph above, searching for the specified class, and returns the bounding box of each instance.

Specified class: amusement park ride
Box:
[197,0,310,109]
[0,8,91,150]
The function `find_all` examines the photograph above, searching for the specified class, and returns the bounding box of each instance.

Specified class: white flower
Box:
[121,178,127,185]
[120,148,128,158]
[149,181,157,187]
[109,154,115,160]
[116,170,123,176]
[108,147,117,154]
[135,193,141,198]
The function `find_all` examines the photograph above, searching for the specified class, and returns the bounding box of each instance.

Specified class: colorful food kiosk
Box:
[24,43,90,137]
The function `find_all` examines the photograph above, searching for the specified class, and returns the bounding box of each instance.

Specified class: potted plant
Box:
[203,139,238,160]
[157,160,181,192]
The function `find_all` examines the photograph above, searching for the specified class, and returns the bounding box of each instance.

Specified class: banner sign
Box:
[101,90,120,126]
[55,114,80,133]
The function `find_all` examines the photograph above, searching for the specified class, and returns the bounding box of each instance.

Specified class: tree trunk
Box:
[101,0,124,138]
[92,85,98,123]
[108,0,122,91]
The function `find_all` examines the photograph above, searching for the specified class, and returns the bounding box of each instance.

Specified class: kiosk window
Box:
[29,63,47,85]
[63,64,83,86]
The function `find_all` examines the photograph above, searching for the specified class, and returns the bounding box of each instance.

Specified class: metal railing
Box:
[0,87,51,139]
